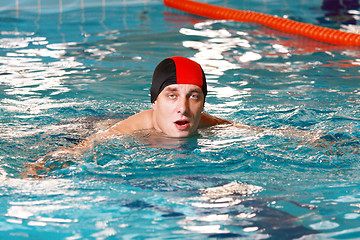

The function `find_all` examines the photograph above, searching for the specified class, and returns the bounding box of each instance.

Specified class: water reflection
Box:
[0,42,84,98]
[180,19,360,80]
[180,20,244,77]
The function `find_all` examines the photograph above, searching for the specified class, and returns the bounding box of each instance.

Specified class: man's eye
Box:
[168,94,176,99]
[190,94,199,99]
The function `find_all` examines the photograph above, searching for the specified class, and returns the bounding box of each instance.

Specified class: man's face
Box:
[152,84,205,138]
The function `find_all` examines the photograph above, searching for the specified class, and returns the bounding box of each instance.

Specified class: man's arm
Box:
[56,109,154,156]
[199,112,266,133]
[25,110,154,178]
[199,112,232,127]
[199,112,316,139]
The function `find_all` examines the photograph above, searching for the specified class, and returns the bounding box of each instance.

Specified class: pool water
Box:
[1,0,360,239]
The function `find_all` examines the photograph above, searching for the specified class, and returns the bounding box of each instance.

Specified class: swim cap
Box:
[150,56,207,103]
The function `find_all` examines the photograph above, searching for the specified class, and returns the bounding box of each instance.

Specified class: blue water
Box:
[1,0,360,239]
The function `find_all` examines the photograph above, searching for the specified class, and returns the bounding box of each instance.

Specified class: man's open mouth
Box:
[175,120,189,126]
[174,120,190,130]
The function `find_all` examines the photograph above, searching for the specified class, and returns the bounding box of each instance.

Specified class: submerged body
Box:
[26,57,232,177]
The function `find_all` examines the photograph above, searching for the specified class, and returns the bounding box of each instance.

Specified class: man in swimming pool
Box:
[51,56,231,156]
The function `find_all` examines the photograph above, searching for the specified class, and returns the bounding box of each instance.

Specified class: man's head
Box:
[151,57,207,137]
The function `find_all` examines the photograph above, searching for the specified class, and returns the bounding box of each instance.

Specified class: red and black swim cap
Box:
[150,56,207,103]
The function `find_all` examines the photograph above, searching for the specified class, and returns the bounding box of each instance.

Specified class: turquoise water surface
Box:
[1,0,360,239]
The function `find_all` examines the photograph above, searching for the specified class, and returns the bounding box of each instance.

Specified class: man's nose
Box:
[177,97,189,114]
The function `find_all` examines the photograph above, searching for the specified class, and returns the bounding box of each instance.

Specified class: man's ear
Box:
[152,100,157,110]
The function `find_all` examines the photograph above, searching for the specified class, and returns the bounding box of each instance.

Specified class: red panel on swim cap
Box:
[170,56,204,88]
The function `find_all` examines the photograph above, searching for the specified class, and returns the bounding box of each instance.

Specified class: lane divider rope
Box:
[164,0,360,46]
